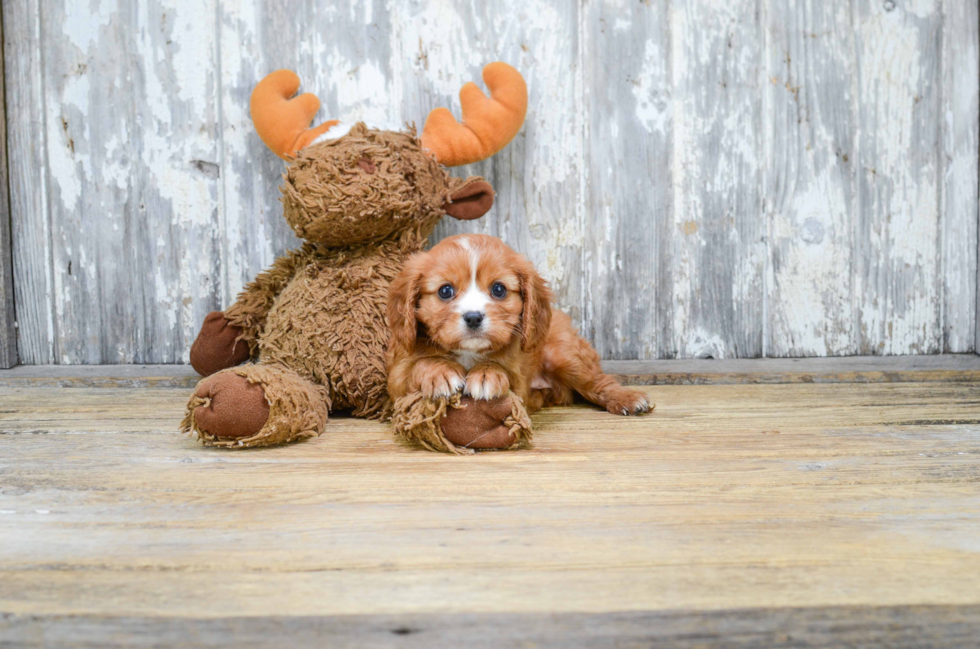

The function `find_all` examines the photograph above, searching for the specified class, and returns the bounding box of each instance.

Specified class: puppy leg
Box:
[542,312,652,416]
[465,363,511,400]
[411,357,466,399]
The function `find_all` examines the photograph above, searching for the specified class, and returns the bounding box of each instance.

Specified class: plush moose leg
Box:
[390,391,532,455]
[182,363,330,448]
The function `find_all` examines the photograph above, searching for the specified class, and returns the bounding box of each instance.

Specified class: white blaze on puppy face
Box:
[453,236,491,337]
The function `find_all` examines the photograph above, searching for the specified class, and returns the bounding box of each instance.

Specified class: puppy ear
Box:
[518,261,553,353]
[386,256,425,352]
[444,177,494,221]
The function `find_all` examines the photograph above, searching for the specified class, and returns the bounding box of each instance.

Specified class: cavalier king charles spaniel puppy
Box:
[386,234,651,416]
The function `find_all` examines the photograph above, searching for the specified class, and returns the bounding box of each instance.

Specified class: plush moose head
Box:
[248,63,528,246]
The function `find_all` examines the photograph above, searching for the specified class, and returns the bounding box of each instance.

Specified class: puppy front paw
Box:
[604,387,653,416]
[465,366,510,400]
[419,365,466,399]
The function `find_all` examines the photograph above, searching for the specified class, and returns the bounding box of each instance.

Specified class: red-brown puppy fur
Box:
[387,234,650,416]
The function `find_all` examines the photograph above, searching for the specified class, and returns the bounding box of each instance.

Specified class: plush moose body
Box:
[182,63,531,451]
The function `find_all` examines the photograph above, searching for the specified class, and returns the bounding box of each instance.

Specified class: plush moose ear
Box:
[386,257,425,352]
[444,178,494,221]
[517,262,553,353]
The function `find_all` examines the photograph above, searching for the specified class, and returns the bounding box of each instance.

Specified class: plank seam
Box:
[939,0,947,353]
[215,0,229,309]
[0,0,17,368]
[35,0,56,363]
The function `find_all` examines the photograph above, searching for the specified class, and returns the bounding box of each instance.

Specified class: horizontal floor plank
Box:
[4,354,980,388]
[2,606,978,649]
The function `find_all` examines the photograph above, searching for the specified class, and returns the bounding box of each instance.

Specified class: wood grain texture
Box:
[581,0,669,359]
[0,381,979,645]
[668,0,766,359]
[2,606,979,649]
[0,3,17,369]
[853,0,945,355]
[943,0,979,353]
[765,0,859,357]
[4,0,979,362]
[4,0,52,364]
[5,0,222,364]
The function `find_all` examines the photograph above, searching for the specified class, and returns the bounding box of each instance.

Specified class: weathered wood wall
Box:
[3,0,978,364]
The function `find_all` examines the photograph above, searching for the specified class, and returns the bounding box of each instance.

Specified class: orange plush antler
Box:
[250,70,339,160]
[420,62,527,167]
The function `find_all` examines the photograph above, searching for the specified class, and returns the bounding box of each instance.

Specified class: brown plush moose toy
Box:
[181,62,533,453]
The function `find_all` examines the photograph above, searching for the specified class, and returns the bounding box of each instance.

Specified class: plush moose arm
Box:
[224,245,312,346]
[189,246,310,376]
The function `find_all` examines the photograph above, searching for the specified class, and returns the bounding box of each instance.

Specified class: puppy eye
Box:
[491,282,507,299]
[438,284,455,300]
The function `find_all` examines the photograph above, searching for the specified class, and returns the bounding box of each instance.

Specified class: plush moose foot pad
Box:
[182,365,331,448]
[391,391,532,455]
[182,371,270,445]
[442,396,526,449]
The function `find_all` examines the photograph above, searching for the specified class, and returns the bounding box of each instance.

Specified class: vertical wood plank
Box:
[765,0,859,357]
[217,0,286,308]
[0,1,17,367]
[128,1,221,364]
[941,0,979,352]
[853,0,943,355]
[391,0,584,324]
[581,0,670,359]
[670,0,766,358]
[4,0,53,364]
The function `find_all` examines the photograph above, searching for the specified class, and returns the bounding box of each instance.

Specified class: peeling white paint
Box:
[322,57,397,126]
[903,0,937,20]
[394,0,485,98]
[512,0,578,188]
[856,4,941,354]
[63,0,113,51]
[684,329,728,359]
[942,0,980,353]
[632,38,670,135]
[670,0,766,358]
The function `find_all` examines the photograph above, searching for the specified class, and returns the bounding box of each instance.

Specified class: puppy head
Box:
[387,234,552,354]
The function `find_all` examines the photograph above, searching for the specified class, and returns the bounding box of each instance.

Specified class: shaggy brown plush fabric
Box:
[390,391,532,455]
[183,124,514,450]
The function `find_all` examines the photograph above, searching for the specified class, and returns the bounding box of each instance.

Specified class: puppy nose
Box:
[463,311,485,329]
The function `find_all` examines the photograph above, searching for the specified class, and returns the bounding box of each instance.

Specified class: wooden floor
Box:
[1,360,980,647]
